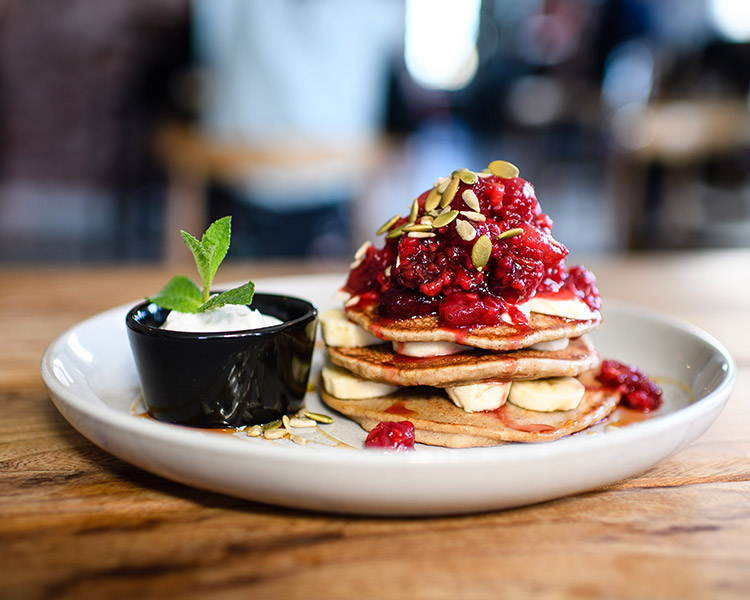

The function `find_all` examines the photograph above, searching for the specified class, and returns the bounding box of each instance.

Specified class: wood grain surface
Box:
[1,251,749,600]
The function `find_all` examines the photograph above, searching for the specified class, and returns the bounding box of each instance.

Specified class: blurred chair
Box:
[609,98,750,248]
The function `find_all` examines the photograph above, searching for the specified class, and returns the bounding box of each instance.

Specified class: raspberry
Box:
[365,421,415,450]
[564,265,602,312]
[598,359,663,412]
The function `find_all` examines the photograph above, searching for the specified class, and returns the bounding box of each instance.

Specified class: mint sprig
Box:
[147,216,255,313]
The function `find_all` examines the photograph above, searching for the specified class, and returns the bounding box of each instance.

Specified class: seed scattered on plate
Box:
[264,428,287,440]
[488,160,520,178]
[472,235,493,270]
[247,425,262,437]
[290,434,308,446]
[289,417,317,428]
[303,411,334,424]
[263,419,282,432]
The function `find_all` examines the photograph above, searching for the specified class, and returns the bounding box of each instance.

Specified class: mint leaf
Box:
[202,216,231,285]
[180,230,211,302]
[150,216,255,316]
[147,275,202,313]
[198,281,255,312]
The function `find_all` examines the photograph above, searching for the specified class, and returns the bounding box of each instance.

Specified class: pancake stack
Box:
[319,161,619,447]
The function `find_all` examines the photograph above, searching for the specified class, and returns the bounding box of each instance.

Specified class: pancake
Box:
[320,371,619,447]
[345,303,601,351]
[328,336,599,387]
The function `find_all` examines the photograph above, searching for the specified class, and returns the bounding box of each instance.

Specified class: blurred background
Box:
[1,0,749,264]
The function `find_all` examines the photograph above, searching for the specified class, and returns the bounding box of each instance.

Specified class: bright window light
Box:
[405,0,481,91]
[709,0,750,42]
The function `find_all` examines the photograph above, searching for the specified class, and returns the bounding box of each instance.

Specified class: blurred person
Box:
[192,0,404,258]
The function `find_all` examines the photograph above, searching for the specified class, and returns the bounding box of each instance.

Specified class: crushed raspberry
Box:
[438,291,504,328]
[365,421,416,451]
[598,359,663,412]
[564,265,602,313]
[344,169,591,329]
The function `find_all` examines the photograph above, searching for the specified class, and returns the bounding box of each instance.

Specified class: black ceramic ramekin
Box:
[126,293,317,428]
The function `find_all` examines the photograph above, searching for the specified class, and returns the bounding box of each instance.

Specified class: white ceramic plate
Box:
[41,274,736,516]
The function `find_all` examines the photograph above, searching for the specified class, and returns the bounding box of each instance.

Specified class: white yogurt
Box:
[161,304,282,333]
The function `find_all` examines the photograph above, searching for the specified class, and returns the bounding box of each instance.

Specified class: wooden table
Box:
[2,251,749,599]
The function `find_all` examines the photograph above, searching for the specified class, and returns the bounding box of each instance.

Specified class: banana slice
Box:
[319,308,381,347]
[393,340,469,357]
[321,365,399,399]
[528,338,569,351]
[508,377,585,412]
[446,381,511,413]
[529,297,598,320]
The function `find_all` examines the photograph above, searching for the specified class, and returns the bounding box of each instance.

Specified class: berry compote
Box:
[598,359,663,412]
[344,163,601,329]
[364,421,416,451]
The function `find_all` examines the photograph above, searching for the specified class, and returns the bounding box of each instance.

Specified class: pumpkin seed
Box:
[496,227,524,241]
[456,168,478,185]
[456,219,476,241]
[460,210,485,222]
[440,176,460,208]
[262,419,282,432]
[376,214,401,235]
[488,160,520,178]
[471,235,493,270]
[402,223,432,232]
[432,209,459,228]
[386,224,406,239]
[303,411,334,424]
[461,189,480,211]
[424,186,442,211]
[409,198,419,223]
[407,232,436,239]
